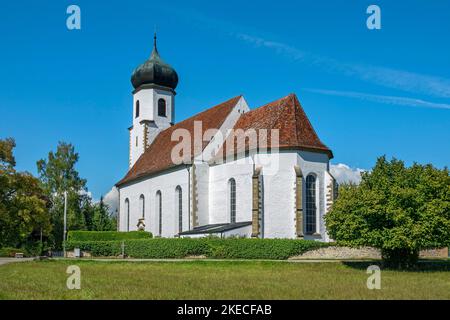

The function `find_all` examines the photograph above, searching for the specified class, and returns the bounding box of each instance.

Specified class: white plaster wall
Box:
[129,88,174,168]
[118,167,190,237]
[193,162,210,226]
[258,153,295,239]
[209,152,306,239]
[296,151,329,241]
[133,88,174,125]
[153,88,175,126]
[322,171,334,242]
[129,124,145,168]
[209,151,330,240]
[133,88,155,123]
[145,121,160,149]
[209,157,254,225]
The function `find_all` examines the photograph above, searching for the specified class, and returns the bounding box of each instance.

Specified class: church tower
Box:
[128,34,178,168]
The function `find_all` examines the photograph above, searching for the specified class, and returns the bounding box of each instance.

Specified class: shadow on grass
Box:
[342,259,450,272]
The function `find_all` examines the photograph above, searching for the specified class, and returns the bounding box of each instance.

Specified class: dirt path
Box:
[0,258,34,266]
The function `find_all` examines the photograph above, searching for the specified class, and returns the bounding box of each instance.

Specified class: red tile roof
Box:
[116,95,242,186]
[215,93,333,160]
[117,93,332,186]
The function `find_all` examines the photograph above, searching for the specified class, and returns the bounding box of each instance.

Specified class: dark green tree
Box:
[0,138,51,253]
[325,156,450,267]
[37,142,90,248]
[91,196,116,231]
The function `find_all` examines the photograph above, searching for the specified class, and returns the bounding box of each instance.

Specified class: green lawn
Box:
[0,259,449,299]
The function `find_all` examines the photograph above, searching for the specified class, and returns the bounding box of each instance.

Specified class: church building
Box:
[116,36,337,241]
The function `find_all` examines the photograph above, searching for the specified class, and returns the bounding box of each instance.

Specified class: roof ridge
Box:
[170,95,242,129]
[292,94,329,150]
[266,95,299,151]
[145,94,241,149]
[243,93,294,127]
[268,94,296,129]
[291,94,302,146]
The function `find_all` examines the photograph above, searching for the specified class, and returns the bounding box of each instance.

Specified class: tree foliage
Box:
[91,197,116,231]
[37,142,92,247]
[37,142,116,248]
[0,138,51,252]
[325,156,450,266]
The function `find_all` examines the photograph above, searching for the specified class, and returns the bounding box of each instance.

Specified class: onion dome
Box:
[131,34,178,90]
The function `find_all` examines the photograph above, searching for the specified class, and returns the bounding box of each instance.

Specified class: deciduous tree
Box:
[325,156,450,267]
[0,138,51,252]
[37,142,90,248]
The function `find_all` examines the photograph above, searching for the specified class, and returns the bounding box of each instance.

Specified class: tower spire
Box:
[151,30,159,58]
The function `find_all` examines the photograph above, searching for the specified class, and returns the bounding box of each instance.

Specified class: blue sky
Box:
[1,0,449,198]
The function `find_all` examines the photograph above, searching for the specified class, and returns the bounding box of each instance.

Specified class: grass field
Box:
[0,259,449,299]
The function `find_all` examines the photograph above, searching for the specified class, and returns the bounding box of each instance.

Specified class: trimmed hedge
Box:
[206,238,326,259]
[67,231,152,242]
[66,238,328,259]
[67,240,123,257]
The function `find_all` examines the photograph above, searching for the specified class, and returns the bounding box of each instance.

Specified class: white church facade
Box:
[116,36,337,241]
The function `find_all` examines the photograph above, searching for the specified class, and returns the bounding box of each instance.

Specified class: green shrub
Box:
[66,238,327,259]
[0,247,24,257]
[67,231,152,242]
[126,238,210,258]
[66,240,122,256]
[206,238,326,259]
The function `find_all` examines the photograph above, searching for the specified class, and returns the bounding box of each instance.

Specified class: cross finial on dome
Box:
[150,30,159,58]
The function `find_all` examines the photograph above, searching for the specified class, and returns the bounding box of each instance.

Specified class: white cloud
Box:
[348,65,450,99]
[52,189,93,199]
[304,88,450,110]
[330,163,365,185]
[103,186,119,217]
[236,33,450,100]
[236,33,306,61]
[167,6,450,99]
[78,189,92,198]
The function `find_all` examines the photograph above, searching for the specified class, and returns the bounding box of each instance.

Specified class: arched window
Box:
[176,186,182,233]
[135,100,140,118]
[139,194,145,219]
[158,98,166,117]
[228,178,236,223]
[124,198,130,231]
[305,175,317,234]
[156,191,162,236]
